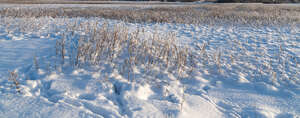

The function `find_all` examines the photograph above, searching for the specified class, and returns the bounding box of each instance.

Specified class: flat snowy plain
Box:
[0,4,299,118]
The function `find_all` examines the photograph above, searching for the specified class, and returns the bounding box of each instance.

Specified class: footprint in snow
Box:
[41,80,63,103]
[78,93,97,101]
[203,85,211,93]
[82,102,120,118]
[240,107,267,118]
[275,113,295,118]
[44,89,64,103]
[167,94,181,104]
[217,101,240,117]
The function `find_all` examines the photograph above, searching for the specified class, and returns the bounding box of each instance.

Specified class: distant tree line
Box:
[216,0,299,3]
[159,0,197,2]
[157,0,299,3]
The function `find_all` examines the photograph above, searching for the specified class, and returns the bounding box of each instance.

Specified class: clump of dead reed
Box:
[54,22,193,81]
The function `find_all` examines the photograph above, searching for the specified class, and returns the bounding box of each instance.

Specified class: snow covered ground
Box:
[0,16,299,118]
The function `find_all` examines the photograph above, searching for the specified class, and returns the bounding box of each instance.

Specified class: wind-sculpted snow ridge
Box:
[0,17,299,118]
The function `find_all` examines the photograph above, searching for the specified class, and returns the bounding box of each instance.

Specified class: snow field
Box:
[0,17,299,118]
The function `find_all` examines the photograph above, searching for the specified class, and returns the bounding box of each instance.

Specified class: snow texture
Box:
[0,16,299,118]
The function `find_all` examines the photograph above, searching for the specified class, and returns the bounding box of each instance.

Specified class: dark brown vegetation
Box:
[217,0,299,3]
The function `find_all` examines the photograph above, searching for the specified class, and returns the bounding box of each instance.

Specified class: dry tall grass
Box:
[53,22,193,81]
[0,4,299,26]
[8,70,21,93]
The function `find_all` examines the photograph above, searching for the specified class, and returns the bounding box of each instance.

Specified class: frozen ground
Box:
[0,17,299,118]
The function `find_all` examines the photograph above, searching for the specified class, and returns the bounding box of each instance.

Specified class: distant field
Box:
[0,3,299,26]
[0,1,177,4]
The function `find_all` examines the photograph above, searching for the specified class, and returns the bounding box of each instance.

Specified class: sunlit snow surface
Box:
[0,16,299,118]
